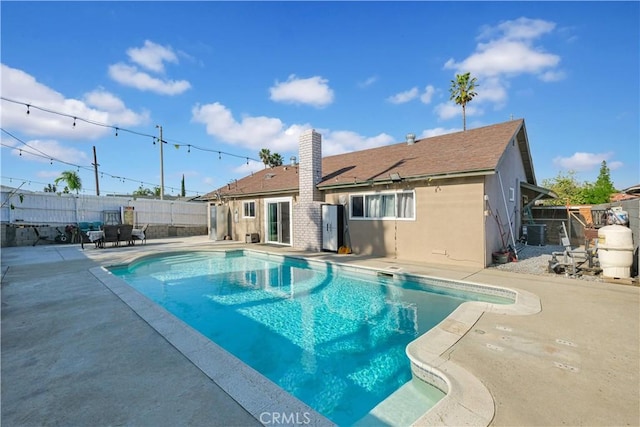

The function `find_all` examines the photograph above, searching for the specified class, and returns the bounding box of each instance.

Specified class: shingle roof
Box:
[204,119,528,199]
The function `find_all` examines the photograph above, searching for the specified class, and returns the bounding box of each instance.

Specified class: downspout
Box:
[497,170,518,259]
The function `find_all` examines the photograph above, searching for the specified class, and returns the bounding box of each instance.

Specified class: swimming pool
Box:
[109,250,514,425]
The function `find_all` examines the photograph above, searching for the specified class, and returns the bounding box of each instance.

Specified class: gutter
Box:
[317,169,496,190]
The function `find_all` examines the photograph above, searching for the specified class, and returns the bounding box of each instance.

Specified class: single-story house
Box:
[202,118,555,268]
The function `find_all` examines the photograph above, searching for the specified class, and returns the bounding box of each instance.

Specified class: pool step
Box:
[354,379,444,426]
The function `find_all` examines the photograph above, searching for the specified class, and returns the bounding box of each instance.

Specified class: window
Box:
[350,191,415,220]
[243,201,256,218]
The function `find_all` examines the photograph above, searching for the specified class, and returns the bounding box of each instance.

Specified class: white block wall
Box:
[293,129,324,250]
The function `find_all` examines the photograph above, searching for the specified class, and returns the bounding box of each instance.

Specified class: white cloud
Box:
[419,127,460,138]
[191,101,394,157]
[445,39,560,78]
[192,102,310,152]
[232,159,265,176]
[269,75,334,108]
[553,152,622,172]
[434,102,482,121]
[539,70,566,82]
[108,63,191,95]
[387,87,419,104]
[420,85,436,104]
[0,64,148,139]
[127,40,178,73]
[477,17,556,42]
[320,130,395,156]
[358,76,378,88]
[441,17,563,121]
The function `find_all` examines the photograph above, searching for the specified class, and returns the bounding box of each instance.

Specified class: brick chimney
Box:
[293,129,323,250]
[298,129,322,202]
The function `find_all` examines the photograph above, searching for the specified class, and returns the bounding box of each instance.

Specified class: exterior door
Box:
[265,198,291,245]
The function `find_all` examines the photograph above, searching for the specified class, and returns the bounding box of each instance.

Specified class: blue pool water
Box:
[110,251,509,425]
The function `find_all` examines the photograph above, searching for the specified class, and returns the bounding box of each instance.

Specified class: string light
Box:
[1,97,266,195]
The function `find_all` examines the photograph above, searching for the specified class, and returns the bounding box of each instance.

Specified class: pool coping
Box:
[91,248,541,427]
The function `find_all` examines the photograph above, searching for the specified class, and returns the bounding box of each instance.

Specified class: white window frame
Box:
[349,190,415,220]
[243,200,256,218]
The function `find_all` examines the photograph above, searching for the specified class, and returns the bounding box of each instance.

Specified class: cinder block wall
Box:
[1,224,208,247]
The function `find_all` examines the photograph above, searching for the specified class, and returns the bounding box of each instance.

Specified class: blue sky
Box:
[1,1,638,197]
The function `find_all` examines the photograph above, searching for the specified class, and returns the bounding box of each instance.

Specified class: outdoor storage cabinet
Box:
[322,204,344,252]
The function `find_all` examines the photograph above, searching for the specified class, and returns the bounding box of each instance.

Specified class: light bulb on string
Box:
[115,128,119,137]
[26,105,30,115]
[73,117,76,128]
[19,149,22,156]
[246,157,249,165]
[153,137,156,145]
[188,145,191,153]
[218,152,221,160]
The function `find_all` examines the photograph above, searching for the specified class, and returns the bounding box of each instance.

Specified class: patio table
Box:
[84,229,145,248]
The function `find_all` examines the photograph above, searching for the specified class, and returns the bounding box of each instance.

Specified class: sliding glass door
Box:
[265,197,291,245]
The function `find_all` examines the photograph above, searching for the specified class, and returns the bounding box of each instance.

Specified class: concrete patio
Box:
[2,236,638,426]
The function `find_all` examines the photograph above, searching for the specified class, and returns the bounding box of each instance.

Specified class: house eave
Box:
[317,169,496,190]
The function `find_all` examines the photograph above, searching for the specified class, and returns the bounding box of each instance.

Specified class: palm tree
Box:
[449,72,478,131]
[259,148,271,167]
[269,153,284,167]
[54,170,82,194]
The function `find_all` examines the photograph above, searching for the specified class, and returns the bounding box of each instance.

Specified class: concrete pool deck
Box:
[2,236,639,426]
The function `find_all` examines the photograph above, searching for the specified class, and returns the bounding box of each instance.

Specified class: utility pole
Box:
[92,146,100,196]
[156,125,165,200]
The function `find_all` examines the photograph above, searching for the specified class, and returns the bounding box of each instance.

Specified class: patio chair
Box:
[77,222,92,244]
[548,222,597,277]
[102,225,119,247]
[132,224,148,245]
[118,224,134,246]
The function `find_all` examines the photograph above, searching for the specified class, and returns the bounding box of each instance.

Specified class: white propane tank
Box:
[598,225,634,278]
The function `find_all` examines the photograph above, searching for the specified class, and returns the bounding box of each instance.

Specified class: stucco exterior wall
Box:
[216,198,265,242]
[324,177,487,267]
[484,135,529,265]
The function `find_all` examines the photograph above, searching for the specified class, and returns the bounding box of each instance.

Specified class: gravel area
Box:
[487,243,603,282]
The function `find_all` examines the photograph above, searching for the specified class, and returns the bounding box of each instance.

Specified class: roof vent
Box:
[290,156,297,166]
[406,133,416,145]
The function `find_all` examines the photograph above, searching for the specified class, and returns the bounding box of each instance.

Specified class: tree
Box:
[269,153,283,167]
[542,170,591,206]
[54,170,82,194]
[133,186,154,197]
[583,161,617,204]
[449,72,478,131]
[43,183,57,193]
[258,148,284,168]
[181,174,186,197]
[259,148,272,167]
